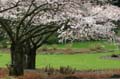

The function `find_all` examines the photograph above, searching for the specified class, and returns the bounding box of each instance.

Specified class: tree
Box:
[0,0,69,76]
[0,0,119,76]
[58,1,120,43]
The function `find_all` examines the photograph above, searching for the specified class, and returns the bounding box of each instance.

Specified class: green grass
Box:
[36,51,120,70]
[0,41,120,70]
[0,53,10,67]
[0,51,120,70]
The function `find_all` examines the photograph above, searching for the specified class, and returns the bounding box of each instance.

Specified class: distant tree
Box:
[58,1,120,43]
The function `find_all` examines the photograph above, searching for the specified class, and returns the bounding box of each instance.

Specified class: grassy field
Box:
[41,40,117,50]
[0,52,120,70]
[0,41,120,70]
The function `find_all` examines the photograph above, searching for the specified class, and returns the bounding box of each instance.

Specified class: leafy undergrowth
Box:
[40,41,117,50]
[38,40,117,55]
[38,45,110,55]
[0,68,120,79]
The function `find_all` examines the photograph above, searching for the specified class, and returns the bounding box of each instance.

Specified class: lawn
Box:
[41,40,117,50]
[0,52,120,70]
[0,41,120,70]
[36,52,120,70]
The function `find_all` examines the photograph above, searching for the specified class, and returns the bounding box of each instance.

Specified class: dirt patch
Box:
[0,48,10,53]
[23,69,120,78]
[38,46,109,55]
[1,68,120,79]
[0,68,8,78]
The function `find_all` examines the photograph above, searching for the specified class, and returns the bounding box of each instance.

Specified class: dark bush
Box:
[0,40,10,48]
[46,33,58,44]
[111,54,119,58]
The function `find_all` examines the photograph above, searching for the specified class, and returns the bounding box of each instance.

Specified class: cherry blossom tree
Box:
[0,0,120,76]
[58,1,120,43]
[0,0,70,76]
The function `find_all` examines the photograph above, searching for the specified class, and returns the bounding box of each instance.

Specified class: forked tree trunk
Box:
[9,43,24,76]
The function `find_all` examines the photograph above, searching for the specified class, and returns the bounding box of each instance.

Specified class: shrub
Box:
[40,45,48,51]
[42,65,76,75]
[59,66,76,75]
[43,65,55,75]
[46,33,58,44]
[0,40,10,48]
[52,44,58,50]
[111,54,119,57]
[110,74,120,78]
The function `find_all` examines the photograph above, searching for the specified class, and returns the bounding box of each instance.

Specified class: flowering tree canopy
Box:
[0,0,70,45]
[57,1,120,43]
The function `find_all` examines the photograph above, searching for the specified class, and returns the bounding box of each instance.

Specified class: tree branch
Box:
[0,1,20,13]
[0,18,15,43]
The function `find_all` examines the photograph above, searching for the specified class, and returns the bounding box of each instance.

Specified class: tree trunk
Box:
[24,47,36,69]
[9,43,24,76]
[27,49,36,69]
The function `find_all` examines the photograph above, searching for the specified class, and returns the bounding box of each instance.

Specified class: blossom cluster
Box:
[0,0,120,44]
[58,2,120,43]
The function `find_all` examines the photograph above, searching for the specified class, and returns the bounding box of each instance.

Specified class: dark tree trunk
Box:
[9,43,24,76]
[28,50,36,69]
[26,48,36,69]
[24,46,36,69]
